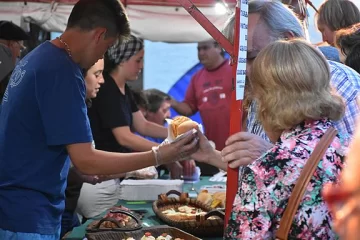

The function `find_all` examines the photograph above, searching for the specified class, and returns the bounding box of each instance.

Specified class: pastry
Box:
[197,190,226,208]
[156,233,173,240]
[196,190,213,206]
[162,206,207,221]
[141,232,156,240]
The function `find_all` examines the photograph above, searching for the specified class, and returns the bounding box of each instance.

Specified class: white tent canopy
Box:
[0,0,236,43]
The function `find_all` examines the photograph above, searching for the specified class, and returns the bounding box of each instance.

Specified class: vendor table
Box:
[65,176,225,240]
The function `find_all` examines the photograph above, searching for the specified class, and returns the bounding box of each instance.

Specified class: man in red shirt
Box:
[171,40,232,175]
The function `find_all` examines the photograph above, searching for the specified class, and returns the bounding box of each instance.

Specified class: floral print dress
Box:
[225,119,345,239]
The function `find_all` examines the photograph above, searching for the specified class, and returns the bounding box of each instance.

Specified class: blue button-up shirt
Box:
[247,60,360,142]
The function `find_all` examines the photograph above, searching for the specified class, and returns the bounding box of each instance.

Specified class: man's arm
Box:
[132,111,168,138]
[170,99,194,116]
[68,130,199,176]
[112,126,158,152]
[171,75,197,116]
[67,142,156,175]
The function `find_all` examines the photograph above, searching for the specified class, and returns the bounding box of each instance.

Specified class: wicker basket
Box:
[87,209,142,233]
[85,225,201,240]
[152,190,225,238]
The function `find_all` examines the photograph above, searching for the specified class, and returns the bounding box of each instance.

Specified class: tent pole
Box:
[224,0,241,228]
[176,0,245,230]
[176,0,234,57]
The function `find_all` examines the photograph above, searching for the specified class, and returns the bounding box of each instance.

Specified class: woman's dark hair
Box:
[336,23,360,55]
[345,43,360,74]
[316,0,360,31]
[67,0,130,40]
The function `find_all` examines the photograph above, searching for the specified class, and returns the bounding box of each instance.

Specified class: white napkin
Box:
[209,171,227,182]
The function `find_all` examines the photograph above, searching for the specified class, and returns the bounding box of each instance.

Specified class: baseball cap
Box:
[0,21,30,41]
[0,44,14,82]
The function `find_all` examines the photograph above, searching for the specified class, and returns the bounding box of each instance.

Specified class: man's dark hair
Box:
[131,88,148,111]
[143,89,171,113]
[345,43,360,74]
[67,0,130,39]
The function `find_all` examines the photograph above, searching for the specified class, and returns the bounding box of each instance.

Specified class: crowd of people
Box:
[1,0,360,239]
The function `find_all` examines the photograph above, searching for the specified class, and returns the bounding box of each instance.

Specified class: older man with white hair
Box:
[193,0,360,170]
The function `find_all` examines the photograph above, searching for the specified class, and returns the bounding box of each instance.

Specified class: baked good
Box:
[197,190,226,208]
[196,190,213,206]
[212,192,226,208]
[141,232,156,240]
[171,116,199,137]
[93,206,138,229]
[162,205,207,221]
[156,233,173,240]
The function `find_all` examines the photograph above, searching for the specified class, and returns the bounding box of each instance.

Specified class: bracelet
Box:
[151,146,161,166]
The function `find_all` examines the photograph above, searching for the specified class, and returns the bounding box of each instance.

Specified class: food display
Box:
[87,206,140,230]
[169,116,199,138]
[122,232,184,240]
[196,190,226,208]
[161,205,207,221]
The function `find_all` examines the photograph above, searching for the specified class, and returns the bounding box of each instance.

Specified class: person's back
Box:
[0,41,87,235]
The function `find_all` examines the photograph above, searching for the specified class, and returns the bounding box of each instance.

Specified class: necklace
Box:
[57,36,72,58]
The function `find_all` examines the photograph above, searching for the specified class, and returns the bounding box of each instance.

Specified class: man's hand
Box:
[221,132,273,168]
[81,175,103,185]
[157,130,199,165]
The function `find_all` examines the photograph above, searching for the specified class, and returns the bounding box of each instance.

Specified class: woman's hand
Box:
[191,131,216,163]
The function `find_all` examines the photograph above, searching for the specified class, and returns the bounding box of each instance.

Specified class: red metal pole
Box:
[176,0,243,231]
[224,2,241,228]
[176,0,234,57]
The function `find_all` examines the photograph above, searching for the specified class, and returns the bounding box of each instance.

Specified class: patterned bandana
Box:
[106,35,144,65]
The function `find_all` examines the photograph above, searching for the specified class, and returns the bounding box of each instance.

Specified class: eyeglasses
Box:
[16,41,26,52]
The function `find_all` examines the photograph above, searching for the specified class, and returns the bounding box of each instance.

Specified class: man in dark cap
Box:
[0,21,29,64]
[0,21,29,100]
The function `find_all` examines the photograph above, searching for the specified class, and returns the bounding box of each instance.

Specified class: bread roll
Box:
[197,190,213,206]
[177,121,199,136]
[171,116,199,137]
[212,192,226,208]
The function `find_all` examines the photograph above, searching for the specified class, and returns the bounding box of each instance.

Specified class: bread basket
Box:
[152,190,225,237]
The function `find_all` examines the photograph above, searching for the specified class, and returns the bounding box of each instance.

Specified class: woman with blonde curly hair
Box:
[193,39,347,239]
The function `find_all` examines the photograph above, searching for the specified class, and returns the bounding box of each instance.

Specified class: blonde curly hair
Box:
[251,39,345,132]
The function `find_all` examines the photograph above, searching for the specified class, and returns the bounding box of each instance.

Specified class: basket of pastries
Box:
[85,225,200,240]
[86,206,142,233]
[152,190,225,238]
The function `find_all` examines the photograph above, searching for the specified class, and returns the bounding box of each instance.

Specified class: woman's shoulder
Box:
[251,119,345,175]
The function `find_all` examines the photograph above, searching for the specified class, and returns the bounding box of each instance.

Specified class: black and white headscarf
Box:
[106,35,144,65]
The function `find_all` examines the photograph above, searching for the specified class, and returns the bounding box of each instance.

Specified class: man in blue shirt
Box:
[0,0,199,239]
